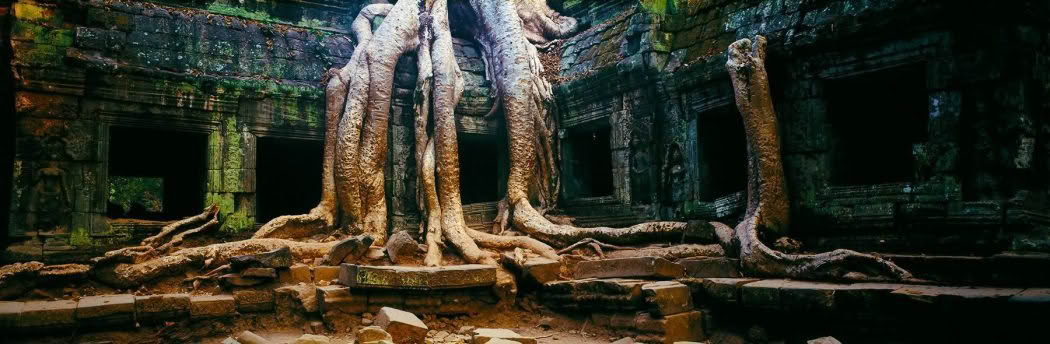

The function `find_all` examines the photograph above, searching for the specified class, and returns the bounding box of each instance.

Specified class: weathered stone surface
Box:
[501,253,562,285]
[241,268,277,279]
[700,278,760,303]
[541,278,648,311]
[294,334,330,344]
[472,328,537,344]
[190,295,236,319]
[358,326,393,342]
[598,311,704,343]
[323,235,374,266]
[807,336,842,344]
[610,338,635,344]
[281,264,313,284]
[339,264,497,290]
[76,294,135,326]
[677,257,741,278]
[231,246,292,270]
[0,261,43,299]
[384,230,419,264]
[642,281,694,316]
[0,302,24,328]
[314,266,340,283]
[136,293,190,323]
[275,285,318,323]
[575,257,683,279]
[234,289,274,313]
[1009,288,1050,304]
[235,330,273,344]
[19,300,77,328]
[317,285,364,329]
[221,274,268,288]
[890,285,1023,304]
[374,307,428,344]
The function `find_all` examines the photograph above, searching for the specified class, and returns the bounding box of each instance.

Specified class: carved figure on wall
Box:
[25,161,72,234]
[662,142,687,204]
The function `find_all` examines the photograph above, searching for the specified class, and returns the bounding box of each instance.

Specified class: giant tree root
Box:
[93,239,337,288]
[726,36,911,282]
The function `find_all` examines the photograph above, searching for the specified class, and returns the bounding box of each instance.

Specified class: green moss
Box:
[206,192,235,214]
[69,227,93,247]
[206,3,272,22]
[221,211,255,233]
[13,2,59,25]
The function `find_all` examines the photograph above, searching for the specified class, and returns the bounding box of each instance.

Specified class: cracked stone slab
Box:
[76,294,136,326]
[339,264,497,290]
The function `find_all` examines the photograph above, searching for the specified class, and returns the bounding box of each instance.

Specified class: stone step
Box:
[540,278,696,316]
[590,310,705,343]
[338,264,497,290]
[575,256,684,279]
[883,252,1050,286]
[683,277,1050,313]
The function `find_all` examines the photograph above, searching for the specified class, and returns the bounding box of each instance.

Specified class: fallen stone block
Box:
[276,285,317,323]
[339,264,497,290]
[18,300,77,329]
[357,325,393,343]
[234,289,274,313]
[472,328,537,344]
[235,330,273,344]
[642,281,694,316]
[483,339,521,344]
[136,293,190,323]
[385,230,419,264]
[601,311,704,343]
[574,257,683,279]
[375,306,428,344]
[501,253,561,286]
[241,268,277,279]
[294,334,330,344]
[0,301,24,328]
[190,295,236,319]
[678,257,741,278]
[220,274,268,288]
[313,266,340,283]
[323,235,374,266]
[231,246,293,270]
[76,294,135,326]
[807,336,842,344]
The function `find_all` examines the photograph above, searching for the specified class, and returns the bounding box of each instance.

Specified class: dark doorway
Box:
[256,137,323,223]
[697,105,748,201]
[826,64,929,185]
[458,134,500,205]
[565,125,614,198]
[107,127,207,220]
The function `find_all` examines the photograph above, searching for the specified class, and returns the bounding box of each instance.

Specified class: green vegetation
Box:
[297,18,326,29]
[206,2,272,22]
[109,176,164,214]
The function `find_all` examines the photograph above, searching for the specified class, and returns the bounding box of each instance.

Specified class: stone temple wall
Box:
[2,0,1048,262]
[554,0,1050,253]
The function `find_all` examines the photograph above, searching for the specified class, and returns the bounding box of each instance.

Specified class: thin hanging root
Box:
[141,204,218,247]
[557,238,631,257]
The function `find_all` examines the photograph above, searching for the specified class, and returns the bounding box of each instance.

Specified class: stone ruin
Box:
[0,0,1049,343]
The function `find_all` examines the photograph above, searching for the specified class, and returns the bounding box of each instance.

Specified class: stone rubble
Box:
[375,306,429,344]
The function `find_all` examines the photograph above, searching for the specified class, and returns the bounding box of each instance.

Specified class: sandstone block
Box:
[19,300,77,329]
[642,281,694,316]
[231,246,292,270]
[472,328,537,344]
[190,295,236,319]
[574,257,683,279]
[357,325,393,342]
[374,307,428,344]
[235,330,273,344]
[678,257,741,278]
[76,294,135,326]
[501,253,561,285]
[221,274,268,288]
[136,293,190,323]
[316,285,365,314]
[0,302,24,328]
[701,278,760,303]
[280,264,313,284]
[339,264,496,290]
[294,334,330,344]
[234,289,274,313]
[313,266,340,283]
[275,285,318,323]
[241,268,277,279]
